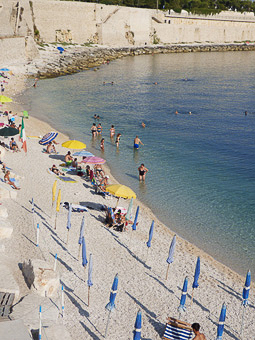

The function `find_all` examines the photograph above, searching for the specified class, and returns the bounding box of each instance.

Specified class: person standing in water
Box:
[134,136,144,149]
[138,164,148,182]
[110,125,115,138]
[115,133,121,148]
[100,138,105,151]
[91,123,97,138]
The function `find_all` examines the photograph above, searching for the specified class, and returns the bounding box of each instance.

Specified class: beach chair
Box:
[162,317,193,340]
[0,292,15,317]
[23,111,29,119]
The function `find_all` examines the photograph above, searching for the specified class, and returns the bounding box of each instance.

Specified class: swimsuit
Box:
[91,128,97,135]
[139,169,145,176]
[97,127,102,132]
[134,143,139,149]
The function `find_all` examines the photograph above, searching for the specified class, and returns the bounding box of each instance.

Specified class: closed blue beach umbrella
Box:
[191,257,200,304]
[82,236,88,268]
[178,276,188,313]
[78,216,85,259]
[132,206,139,231]
[166,234,176,280]
[105,274,119,337]
[216,303,226,340]
[67,204,72,230]
[87,254,93,306]
[146,220,154,248]
[133,310,142,340]
[242,270,251,306]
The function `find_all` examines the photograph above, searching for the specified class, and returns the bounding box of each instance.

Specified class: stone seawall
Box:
[36,43,255,79]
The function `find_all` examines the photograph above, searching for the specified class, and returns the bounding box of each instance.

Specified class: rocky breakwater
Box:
[30,43,255,79]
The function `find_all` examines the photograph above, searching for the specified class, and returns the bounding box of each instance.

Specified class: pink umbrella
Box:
[81,156,106,164]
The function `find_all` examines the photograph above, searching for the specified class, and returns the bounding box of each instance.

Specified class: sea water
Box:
[21,51,255,277]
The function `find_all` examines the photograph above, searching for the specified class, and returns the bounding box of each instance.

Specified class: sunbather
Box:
[10,138,20,152]
[4,170,20,190]
[94,164,105,178]
[46,141,56,154]
[50,165,65,176]
[99,175,109,191]
[65,151,73,166]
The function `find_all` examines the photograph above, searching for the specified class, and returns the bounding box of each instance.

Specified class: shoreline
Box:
[2,48,255,339]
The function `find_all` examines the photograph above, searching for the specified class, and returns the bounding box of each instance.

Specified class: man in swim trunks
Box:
[138,163,148,181]
[134,136,144,149]
[91,123,97,137]
[191,323,206,340]
[65,151,73,166]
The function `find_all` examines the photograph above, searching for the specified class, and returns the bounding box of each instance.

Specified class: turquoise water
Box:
[21,51,255,276]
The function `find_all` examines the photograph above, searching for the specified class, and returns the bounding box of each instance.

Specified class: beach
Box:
[1,48,255,339]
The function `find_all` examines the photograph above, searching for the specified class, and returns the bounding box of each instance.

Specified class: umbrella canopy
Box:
[242,270,251,306]
[178,276,188,312]
[146,220,154,248]
[66,204,72,230]
[133,310,142,340]
[82,236,88,267]
[39,132,58,145]
[105,274,119,311]
[132,206,139,231]
[57,46,64,52]
[105,184,136,199]
[0,68,10,71]
[0,126,19,137]
[81,156,106,164]
[62,140,86,150]
[166,235,176,264]
[216,303,226,340]
[78,216,85,245]
[73,150,94,157]
[87,254,93,287]
[0,95,12,104]
[192,257,200,289]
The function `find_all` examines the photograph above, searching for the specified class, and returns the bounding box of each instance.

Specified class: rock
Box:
[11,293,60,329]
[43,324,72,340]
[0,319,32,340]
[0,263,19,302]
[0,218,12,239]
[22,259,60,297]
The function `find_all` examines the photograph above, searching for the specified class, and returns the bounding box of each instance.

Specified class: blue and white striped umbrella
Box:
[78,216,85,245]
[167,235,176,264]
[192,257,200,289]
[66,204,72,230]
[146,220,154,248]
[242,270,251,306]
[73,150,94,157]
[87,254,93,287]
[216,303,226,340]
[132,206,139,231]
[178,276,188,312]
[39,132,58,145]
[133,310,142,340]
[105,274,118,311]
[82,236,88,267]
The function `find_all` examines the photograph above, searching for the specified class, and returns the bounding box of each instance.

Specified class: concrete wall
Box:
[0,37,27,64]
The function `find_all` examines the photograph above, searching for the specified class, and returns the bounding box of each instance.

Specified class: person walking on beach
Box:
[110,125,115,138]
[115,133,121,148]
[191,323,206,340]
[138,163,148,182]
[91,123,97,138]
[134,136,144,149]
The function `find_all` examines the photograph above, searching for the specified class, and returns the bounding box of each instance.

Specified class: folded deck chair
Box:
[162,317,193,340]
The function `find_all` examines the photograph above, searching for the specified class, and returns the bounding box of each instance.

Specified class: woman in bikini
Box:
[115,133,121,148]
[138,163,148,182]
[97,123,102,135]
[110,125,115,138]
[100,138,105,151]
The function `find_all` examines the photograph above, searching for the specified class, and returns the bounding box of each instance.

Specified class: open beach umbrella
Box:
[0,126,19,137]
[133,310,142,340]
[105,184,136,200]
[125,197,133,221]
[62,140,86,150]
[240,270,251,336]
[178,276,188,313]
[166,234,176,280]
[73,150,94,157]
[81,156,106,164]
[82,236,88,268]
[105,274,119,337]
[66,204,72,245]
[0,95,12,104]
[146,220,154,248]
[87,253,93,306]
[78,216,85,259]
[216,303,226,340]
[132,206,139,231]
[0,68,10,72]
[191,257,200,305]
[57,46,65,53]
[39,132,58,145]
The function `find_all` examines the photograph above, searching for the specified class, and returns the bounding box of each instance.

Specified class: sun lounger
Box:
[0,292,15,317]
[162,317,193,340]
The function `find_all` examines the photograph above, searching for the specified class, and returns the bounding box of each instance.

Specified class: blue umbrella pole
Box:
[240,307,246,337]
[66,229,70,245]
[78,243,82,260]
[190,288,195,306]
[88,286,91,307]
[105,310,112,338]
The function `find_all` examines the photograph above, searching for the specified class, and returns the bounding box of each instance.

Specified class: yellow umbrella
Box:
[52,180,57,208]
[62,140,86,150]
[105,184,136,199]
[55,189,61,229]
[0,95,12,104]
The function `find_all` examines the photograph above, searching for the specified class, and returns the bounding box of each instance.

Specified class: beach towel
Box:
[63,202,88,212]
[58,176,77,183]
